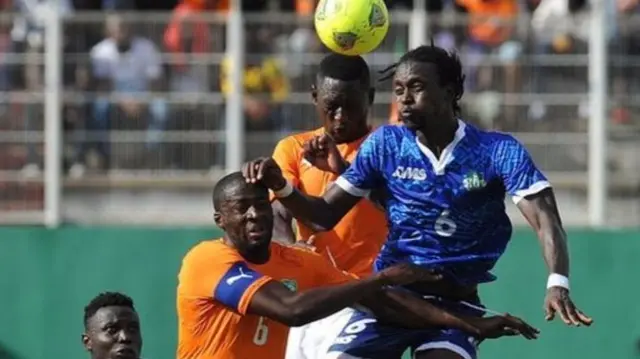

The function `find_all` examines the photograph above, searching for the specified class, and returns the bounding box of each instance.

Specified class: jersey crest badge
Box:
[281,279,298,292]
[462,171,486,191]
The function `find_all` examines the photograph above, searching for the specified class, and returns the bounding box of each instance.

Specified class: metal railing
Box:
[0,6,638,226]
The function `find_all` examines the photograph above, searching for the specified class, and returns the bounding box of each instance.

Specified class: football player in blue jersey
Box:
[243,43,592,359]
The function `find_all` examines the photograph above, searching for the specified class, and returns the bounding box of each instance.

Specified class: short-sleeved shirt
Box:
[176,240,353,359]
[335,121,550,286]
[272,128,387,277]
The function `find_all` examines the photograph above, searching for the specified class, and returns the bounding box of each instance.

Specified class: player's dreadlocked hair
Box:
[84,292,135,327]
[379,40,465,115]
[317,53,371,88]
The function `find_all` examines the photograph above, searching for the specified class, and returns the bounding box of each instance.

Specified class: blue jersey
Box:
[335,121,550,285]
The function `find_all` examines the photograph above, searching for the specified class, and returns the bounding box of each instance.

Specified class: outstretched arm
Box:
[495,135,592,327]
[246,264,438,327]
[517,189,591,326]
[360,289,539,340]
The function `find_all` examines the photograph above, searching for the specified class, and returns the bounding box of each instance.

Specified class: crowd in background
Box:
[0,0,638,210]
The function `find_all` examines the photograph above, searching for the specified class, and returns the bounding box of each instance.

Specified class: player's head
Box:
[82,292,142,359]
[213,172,273,263]
[312,54,374,143]
[380,42,465,131]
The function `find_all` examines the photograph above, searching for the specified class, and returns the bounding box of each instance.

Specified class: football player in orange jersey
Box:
[177,172,538,359]
[272,54,389,359]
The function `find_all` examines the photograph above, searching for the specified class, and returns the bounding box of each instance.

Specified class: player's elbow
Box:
[276,305,311,327]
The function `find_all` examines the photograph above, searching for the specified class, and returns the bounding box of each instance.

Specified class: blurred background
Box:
[0,0,638,358]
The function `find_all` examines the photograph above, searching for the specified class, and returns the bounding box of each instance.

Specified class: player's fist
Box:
[302,134,349,175]
[242,157,287,190]
[544,287,592,326]
[376,263,443,286]
[468,314,540,340]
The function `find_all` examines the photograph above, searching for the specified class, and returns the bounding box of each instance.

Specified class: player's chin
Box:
[247,232,272,247]
[111,348,139,359]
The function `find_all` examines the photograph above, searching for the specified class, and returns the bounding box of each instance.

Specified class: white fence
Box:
[0,5,638,227]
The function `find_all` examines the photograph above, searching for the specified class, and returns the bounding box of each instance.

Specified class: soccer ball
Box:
[314,0,389,56]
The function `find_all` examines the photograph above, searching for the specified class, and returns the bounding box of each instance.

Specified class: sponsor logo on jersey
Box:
[392,166,427,181]
[281,279,298,292]
[462,171,486,190]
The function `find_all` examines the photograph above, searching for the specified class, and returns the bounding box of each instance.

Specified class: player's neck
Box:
[332,126,370,144]
[416,119,458,158]
[223,236,271,264]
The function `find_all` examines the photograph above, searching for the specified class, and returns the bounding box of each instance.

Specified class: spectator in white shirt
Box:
[86,15,167,169]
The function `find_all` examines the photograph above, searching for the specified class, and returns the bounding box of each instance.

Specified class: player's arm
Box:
[270,137,325,240]
[495,136,592,326]
[360,289,539,340]
[271,200,296,244]
[245,128,386,231]
[242,263,436,327]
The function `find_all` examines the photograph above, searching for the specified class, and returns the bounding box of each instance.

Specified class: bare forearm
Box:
[362,290,480,335]
[277,189,339,231]
[518,189,570,276]
[285,277,386,326]
[539,222,569,276]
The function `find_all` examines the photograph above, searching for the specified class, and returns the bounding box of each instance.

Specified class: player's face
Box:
[393,61,452,131]
[82,306,142,359]
[218,185,274,257]
[313,77,371,143]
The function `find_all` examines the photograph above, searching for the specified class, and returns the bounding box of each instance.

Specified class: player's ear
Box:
[311,84,318,105]
[368,87,375,105]
[81,333,92,351]
[213,212,224,228]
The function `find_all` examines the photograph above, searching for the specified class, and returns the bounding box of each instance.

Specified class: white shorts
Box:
[285,307,355,359]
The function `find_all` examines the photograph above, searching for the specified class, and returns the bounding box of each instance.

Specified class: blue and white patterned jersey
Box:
[335,121,550,285]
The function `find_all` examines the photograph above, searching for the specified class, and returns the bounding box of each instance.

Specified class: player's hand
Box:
[292,235,317,252]
[544,286,592,326]
[468,314,540,340]
[377,263,443,286]
[242,157,287,191]
[302,134,349,175]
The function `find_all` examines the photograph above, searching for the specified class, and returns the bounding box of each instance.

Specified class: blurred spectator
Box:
[456,0,522,129]
[218,27,290,161]
[163,1,213,169]
[219,28,290,131]
[611,0,639,124]
[530,0,616,124]
[85,15,166,171]
[12,0,74,177]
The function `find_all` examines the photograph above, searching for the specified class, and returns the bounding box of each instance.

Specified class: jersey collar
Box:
[415,119,466,175]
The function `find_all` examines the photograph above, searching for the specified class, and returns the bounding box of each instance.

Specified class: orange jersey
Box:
[176,239,352,359]
[272,128,387,277]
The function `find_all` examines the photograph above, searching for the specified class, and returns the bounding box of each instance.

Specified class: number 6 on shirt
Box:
[253,316,269,345]
[435,210,457,237]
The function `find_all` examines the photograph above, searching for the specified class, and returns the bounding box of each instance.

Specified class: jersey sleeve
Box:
[272,137,301,188]
[179,248,272,315]
[212,262,272,315]
[493,135,551,204]
[335,126,385,197]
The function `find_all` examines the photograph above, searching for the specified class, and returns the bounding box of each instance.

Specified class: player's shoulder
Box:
[275,128,322,152]
[365,124,410,146]
[182,239,241,267]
